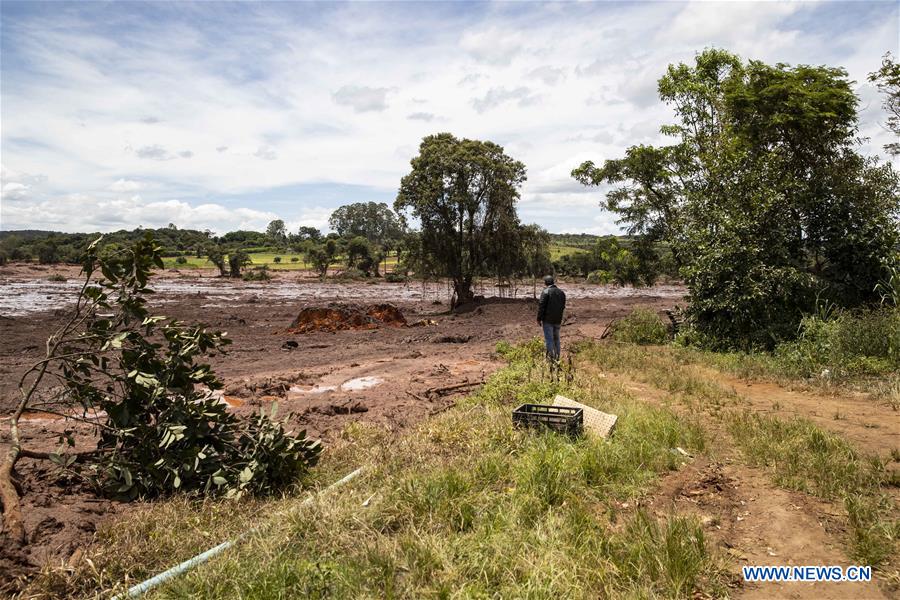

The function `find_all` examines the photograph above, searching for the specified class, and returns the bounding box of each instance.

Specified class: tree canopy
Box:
[395,133,527,304]
[574,48,900,348]
[328,202,403,248]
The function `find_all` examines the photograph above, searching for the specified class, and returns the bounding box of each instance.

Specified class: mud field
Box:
[0,264,686,580]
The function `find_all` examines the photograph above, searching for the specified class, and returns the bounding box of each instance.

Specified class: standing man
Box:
[537,275,566,362]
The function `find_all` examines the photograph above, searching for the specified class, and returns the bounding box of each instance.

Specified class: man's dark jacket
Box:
[537,284,566,325]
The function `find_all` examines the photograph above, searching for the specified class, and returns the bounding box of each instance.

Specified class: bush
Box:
[773,308,900,379]
[385,271,407,283]
[586,270,612,284]
[243,267,272,281]
[290,256,300,263]
[175,256,187,265]
[273,256,282,263]
[46,274,66,282]
[335,268,367,281]
[610,308,670,345]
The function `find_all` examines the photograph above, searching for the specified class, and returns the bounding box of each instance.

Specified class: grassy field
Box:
[24,331,898,599]
[162,252,400,272]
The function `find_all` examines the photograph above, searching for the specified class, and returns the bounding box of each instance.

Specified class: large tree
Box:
[574,49,900,348]
[395,133,526,304]
[328,202,403,247]
[266,219,287,243]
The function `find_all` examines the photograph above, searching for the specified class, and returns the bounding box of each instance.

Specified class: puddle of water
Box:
[340,376,383,391]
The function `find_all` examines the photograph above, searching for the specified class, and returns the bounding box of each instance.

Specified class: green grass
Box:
[728,412,899,566]
[27,340,726,599]
[549,244,582,261]
[577,340,899,568]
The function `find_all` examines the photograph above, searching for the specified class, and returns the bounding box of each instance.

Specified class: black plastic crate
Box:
[512,403,583,436]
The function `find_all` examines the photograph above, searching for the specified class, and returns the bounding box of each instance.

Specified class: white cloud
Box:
[108,179,142,192]
[460,26,525,66]
[332,85,391,113]
[254,145,277,160]
[1,193,277,234]
[527,65,565,86]
[472,87,540,113]
[1,181,30,201]
[0,1,896,234]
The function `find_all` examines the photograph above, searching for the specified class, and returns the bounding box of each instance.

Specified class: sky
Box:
[1,1,898,236]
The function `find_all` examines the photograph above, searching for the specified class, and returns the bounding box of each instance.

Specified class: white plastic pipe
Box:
[112,467,365,599]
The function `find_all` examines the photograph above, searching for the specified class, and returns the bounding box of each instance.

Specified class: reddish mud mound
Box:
[288,302,407,333]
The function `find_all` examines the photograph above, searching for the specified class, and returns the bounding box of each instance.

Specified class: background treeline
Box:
[0,220,673,286]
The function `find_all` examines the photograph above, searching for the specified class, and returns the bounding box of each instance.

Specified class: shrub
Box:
[335,268,367,281]
[46,274,66,282]
[773,308,900,379]
[290,256,300,263]
[7,235,321,503]
[175,256,187,265]
[610,308,670,345]
[273,256,282,263]
[385,272,407,283]
[586,270,612,284]
[243,267,272,281]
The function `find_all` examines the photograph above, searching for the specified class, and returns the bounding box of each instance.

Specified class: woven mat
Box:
[552,395,617,439]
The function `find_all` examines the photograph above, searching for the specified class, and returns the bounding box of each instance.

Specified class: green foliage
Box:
[384,271,407,283]
[243,267,272,281]
[868,52,900,155]
[52,235,321,499]
[227,250,251,279]
[174,256,187,265]
[265,219,287,243]
[395,133,527,303]
[328,202,403,249]
[772,308,900,379]
[574,49,900,349]
[586,270,612,284]
[272,256,281,264]
[306,240,337,279]
[46,273,67,282]
[609,308,671,345]
[554,236,652,286]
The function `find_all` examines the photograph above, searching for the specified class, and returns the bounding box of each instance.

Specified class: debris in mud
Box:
[433,334,471,344]
[288,302,407,334]
[409,318,438,327]
[281,340,299,350]
[305,401,369,416]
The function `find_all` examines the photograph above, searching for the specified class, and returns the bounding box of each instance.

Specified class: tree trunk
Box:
[453,278,475,306]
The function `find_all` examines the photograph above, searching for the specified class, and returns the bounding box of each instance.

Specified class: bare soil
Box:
[0,264,686,588]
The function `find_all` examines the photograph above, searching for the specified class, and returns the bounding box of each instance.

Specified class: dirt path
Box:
[589,360,897,598]
[650,459,887,599]
[696,368,899,460]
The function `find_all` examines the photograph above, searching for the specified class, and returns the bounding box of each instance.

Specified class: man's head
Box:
[543,275,555,286]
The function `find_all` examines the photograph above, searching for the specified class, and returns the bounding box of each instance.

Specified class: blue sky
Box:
[1,1,897,235]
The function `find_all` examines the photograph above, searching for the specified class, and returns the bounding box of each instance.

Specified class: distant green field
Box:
[164,249,573,271]
[162,252,398,272]
[549,244,582,260]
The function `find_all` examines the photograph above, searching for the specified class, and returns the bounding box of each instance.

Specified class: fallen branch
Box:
[405,390,429,403]
[426,380,484,396]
